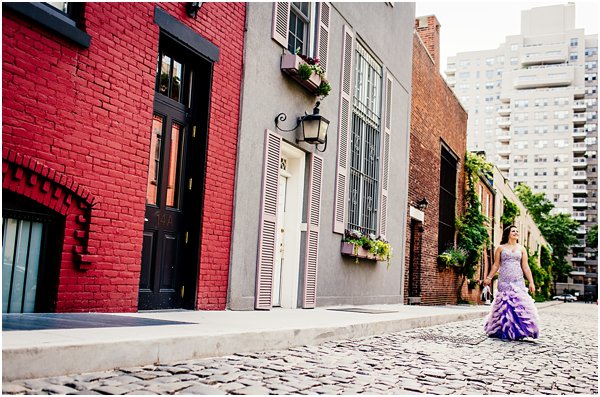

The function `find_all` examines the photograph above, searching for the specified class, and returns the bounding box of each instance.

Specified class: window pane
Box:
[166,122,184,208]
[2,218,18,313]
[47,2,69,13]
[159,54,171,96]
[146,115,164,205]
[171,60,183,102]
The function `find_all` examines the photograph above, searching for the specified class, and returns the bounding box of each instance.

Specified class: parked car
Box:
[552,294,577,302]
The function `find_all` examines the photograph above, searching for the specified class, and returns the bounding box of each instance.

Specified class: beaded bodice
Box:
[497,247,525,291]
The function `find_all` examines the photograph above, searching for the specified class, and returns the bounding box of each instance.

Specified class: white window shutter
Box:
[379,71,393,239]
[303,153,323,308]
[272,2,290,48]
[255,130,282,310]
[333,25,354,234]
[315,2,331,72]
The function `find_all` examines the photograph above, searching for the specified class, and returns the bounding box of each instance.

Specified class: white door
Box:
[271,146,305,309]
[272,170,289,307]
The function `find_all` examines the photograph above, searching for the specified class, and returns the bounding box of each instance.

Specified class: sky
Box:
[415,1,599,73]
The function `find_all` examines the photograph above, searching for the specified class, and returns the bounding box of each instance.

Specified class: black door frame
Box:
[138,28,213,310]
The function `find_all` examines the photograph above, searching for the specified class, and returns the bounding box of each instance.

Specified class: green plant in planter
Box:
[297,63,312,80]
[316,80,332,98]
[343,229,392,267]
[438,247,467,269]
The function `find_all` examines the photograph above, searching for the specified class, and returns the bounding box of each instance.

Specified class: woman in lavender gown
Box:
[483,225,540,340]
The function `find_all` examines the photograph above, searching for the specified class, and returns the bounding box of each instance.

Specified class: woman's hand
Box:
[529,283,535,294]
[483,278,491,286]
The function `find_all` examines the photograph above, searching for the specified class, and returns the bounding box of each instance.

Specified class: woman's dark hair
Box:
[500,225,517,244]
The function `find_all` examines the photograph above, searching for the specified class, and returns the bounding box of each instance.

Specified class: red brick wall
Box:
[2,3,245,311]
[404,32,468,305]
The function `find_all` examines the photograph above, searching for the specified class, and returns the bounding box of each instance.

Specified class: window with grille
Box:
[347,42,382,235]
[438,145,458,254]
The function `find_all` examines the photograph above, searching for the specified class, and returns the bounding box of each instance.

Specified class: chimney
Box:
[415,15,441,65]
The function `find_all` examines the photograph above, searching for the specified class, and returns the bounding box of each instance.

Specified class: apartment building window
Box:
[554,125,569,132]
[586,61,597,69]
[497,56,504,64]
[513,168,528,177]
[533,182,547,190]
[585,73,597,82]
[534,126,548,134]
[513,155,528,164]
[533,154,547,163]
[514,112,528,121]
[486,70,494,79]
[459,72,470,79]
[484,96,494,102]
[534,111,548,120]
[534,98,548,107]
[585,47,597,56]
[570,52,579,61]
[514,127,528,135]
[554,167,568,176]
[554,181,568,189]
[348,42,382,235]
[485,82,494,90]
[533,168,547,176]
[554,139,569,148]
[570,38,578,47]
[459,60,470,67]
[510,57,518,65]
[554,97,569,106]
[554,110,569,119]
[514,140,528,149]
[587,111,597,120]
[553,154,569,163]
[534,140,548,149]
[511,44,518,51]
[486,57,494,66]
[586,87,597,95]
[515,99,529,109]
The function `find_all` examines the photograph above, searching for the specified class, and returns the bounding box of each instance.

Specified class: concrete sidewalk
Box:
[2,302,560,381]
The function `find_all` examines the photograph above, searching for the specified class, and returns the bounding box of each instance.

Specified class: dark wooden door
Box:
[139,38,211,310]
[139,101,187,310]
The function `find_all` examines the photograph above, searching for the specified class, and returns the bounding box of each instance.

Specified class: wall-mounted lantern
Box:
[186,2,203,18]
[416,197,429,211]
[274,101,330,152]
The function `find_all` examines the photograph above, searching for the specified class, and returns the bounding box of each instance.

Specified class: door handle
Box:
[145,218,149,222]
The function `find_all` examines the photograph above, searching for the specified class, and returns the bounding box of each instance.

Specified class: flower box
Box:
[280,54,322,94]
[340,242,385,261]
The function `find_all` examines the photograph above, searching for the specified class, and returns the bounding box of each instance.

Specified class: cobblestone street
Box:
[3,303,597,395]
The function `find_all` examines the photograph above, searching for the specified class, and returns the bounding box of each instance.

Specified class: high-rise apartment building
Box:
[445,4,598,298]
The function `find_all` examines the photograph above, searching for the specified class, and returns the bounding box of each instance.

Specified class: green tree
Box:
[514,184,553,225]
[528,247,551,302]
[454,152,491,302]
[515,184,578,295]
[587,224,598,249]
[501,197,520,228]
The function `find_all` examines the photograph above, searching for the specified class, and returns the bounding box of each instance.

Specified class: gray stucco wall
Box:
[228,2,415,310]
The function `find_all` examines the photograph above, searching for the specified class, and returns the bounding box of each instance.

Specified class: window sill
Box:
[4,2,90,48]
[340,242,384,261]
[280,54,322,95]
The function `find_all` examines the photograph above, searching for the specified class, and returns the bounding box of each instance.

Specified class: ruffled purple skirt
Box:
[483,283,540,340]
